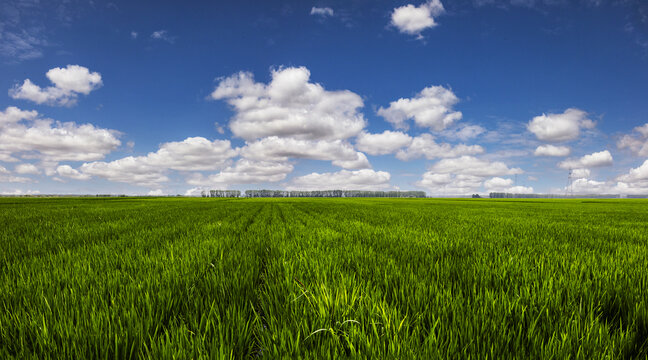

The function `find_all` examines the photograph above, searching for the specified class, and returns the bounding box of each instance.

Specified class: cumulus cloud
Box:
[187,159,294,187]
[241,136,370,169]
[396,134,484,160]
[355,131,413,155]
[9,65,103,106]
[484,177,534,194]
[211,67,365,141]
[391,0,445,37]
[377,85,462,131]
[617,159,648,183]
[429,156,522,177]
[617,123,648,156]
[147,189,165,196]
[56,165,91,180]
[310,7,334,17]
[0,189,40,196]
[0,165,32,183]
[287,169,391,191]
[14,163,40,175]
[558,150,613,169]
[534,144,571,157]
[0,106,120,162]
[527,108,595,142]
[79,137,238,186]
[416,156,523,195]
[571,168,591,179]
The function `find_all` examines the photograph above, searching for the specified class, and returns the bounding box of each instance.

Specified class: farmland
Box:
[1,197,647,359]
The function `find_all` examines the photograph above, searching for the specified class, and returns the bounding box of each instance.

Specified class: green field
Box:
[1,197,647,359]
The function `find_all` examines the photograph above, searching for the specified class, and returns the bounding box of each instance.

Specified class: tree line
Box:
[201,190,426,198]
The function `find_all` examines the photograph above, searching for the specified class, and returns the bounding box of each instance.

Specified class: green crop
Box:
[0,197,647,359]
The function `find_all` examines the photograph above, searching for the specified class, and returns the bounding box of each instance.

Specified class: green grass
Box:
[1,197,647,359]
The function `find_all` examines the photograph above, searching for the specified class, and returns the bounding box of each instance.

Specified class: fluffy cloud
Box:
[241,136,370,169]
[527,108,595,142]
[417,156,523,195]
[558,150,613,169]
[396,134,484,160]
[187,159,294,187]
[0,166,32,183]
[9,65,103,106]
[80,157,169,187]
[14,163,40,175]
[428,156,523,177]
[79,137,238,186]
[571,168,591,179]
[391,0,445,37]
[56,165,91,180]
[0,106,121,162]
[534,144,571,157]
[287,169,391,191]
[355,131,413,155]
[617,123,648,156]
[377,85,462,131]
[484,177,534,193]
[616,160,648,183]
[211,67,366,141]
[416,173,483,195]
[147,189,165,196]
[310,7,334,17]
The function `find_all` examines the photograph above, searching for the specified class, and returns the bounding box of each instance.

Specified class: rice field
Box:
[0,197,647,359]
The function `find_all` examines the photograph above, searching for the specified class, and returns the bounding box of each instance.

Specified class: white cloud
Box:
[429,156,522,177]
[9,65,103,106]
[395,134,484,160]
[417,156,523,195]
[440,124,486,141]
[79,137,238,186]
[148,189,165,196]
[377,85,462,131]
[571,168,591,179]
[241,136,370,169]
[0,165,32,183]
[558,150,613,169]
[534,144,571,157]
[80,157,169,187]
[187,159,294,187]
[287,169,391,191]
[355,130,413,155]
[0,106,121,162]
[617,159,648,183]
[211,67,366,141]
[570,178,609,194]
[130,31,138,39]
[14,163,40,175]
[0,189,40,195]
[310,7,334,17]
[527,108,595,142]
[151,30,175,43]
[484,177,533,193]
[391,0,445,37]
[56,165,90,180]
[0,106,38,125]
[416,173,483,195]
[617,123,648,156]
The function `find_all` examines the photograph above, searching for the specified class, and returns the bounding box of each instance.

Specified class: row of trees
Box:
[201,190,427,198]
[201,190,242,198]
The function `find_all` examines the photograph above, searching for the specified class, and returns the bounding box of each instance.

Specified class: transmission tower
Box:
[565,168,573,197]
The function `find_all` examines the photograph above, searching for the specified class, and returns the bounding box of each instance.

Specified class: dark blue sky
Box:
[1,0,648,195]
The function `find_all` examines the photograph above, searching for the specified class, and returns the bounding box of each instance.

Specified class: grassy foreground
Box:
[0,197,647,359]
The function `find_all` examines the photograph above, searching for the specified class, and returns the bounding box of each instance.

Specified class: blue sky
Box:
[1,0,648,196]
